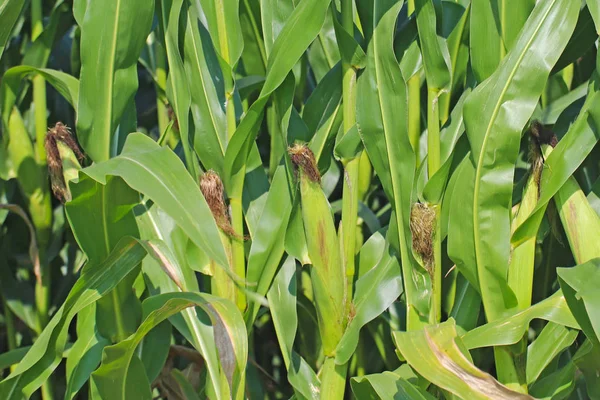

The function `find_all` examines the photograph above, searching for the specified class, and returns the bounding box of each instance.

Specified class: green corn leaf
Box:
[588,0,600,34]
[307,9,340,82]
[0,238,146,399]
[245,166,293,328]
[134,204,231,397]
[64,303,110,400]
[357,0,431,329]
[183,5,227,175]
[526,322,578,385]
[66,174,142,342]
[75,0,154,161]
[414,0,451,91]
[332,11,366,69]
[0,0,26,58]
[80,133,228,267]
[554,177,600,264]
[22,1,72,69]
[558,258,600,348]
[224,0,333,194]
[268,257,321,400]
[158,0,197,175]
[470,0,535,82]
[1,66,79,131]
[198,0,243,70]
[91,291,247,400]
[419,89,468,204]
[553,5,597,74]
[351,370,435,400]
[335,232,402,364]
[513,91,600,246]
[305,64,343,173]
[457,0,578,320]
[260,0,295,56]
[460,291,579,350]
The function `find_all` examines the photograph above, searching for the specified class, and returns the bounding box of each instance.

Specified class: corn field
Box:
[1,0,600,398]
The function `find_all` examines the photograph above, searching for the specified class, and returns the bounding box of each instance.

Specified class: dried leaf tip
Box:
[199,170,245,240]
[288,143,321,183]
[410,203,436,274]
[45,122,85,203]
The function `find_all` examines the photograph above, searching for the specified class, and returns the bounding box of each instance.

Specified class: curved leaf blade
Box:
[461,0,579,320]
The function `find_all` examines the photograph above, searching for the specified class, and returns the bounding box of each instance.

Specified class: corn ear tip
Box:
[199,170,248,241]
[410,203,436,273]
[288,143,321,183]
[530,120,558,148]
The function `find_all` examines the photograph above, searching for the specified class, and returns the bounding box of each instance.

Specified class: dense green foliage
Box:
[1,0,600,399]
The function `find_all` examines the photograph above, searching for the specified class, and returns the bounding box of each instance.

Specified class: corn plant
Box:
[1,0,600,398]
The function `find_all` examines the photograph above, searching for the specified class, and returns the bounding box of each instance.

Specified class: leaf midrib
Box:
[105,0,122,158]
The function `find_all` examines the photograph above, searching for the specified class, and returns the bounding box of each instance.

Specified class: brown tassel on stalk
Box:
[199,170,245,240]
[45,122,85,203]
[288,143,321,183]
[410,203,436,275]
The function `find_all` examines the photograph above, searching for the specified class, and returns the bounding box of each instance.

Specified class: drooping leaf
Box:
[393,319,534,399]
[460,292,579,350]
[91,292,247,400]
[0,238,146,399]
[0,0,26,58]
[558,258,600,348]
[80,133,228,267]
[268,257,320,400]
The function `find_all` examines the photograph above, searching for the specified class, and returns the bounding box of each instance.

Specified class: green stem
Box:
[216,5,246,311]
[427,88,441,177]
[225,85,245,311]
[494,345,527,393]
[2,296,16,352]
[31,0,47,167]
[31,4,53,364]
[228,196,246,312]
[155,41,170,138]
[427,88,442,324]
[339,0,359,306]
[211,230,237,306]
[320,357,348,400]
[407,0,420,163]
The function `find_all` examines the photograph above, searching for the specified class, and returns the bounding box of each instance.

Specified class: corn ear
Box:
[290,144,347,356]
[45,122,85,203]
[554,175,600,264]
[199,171,240,309]
[508,136,544,310]
[532,131,600,263]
